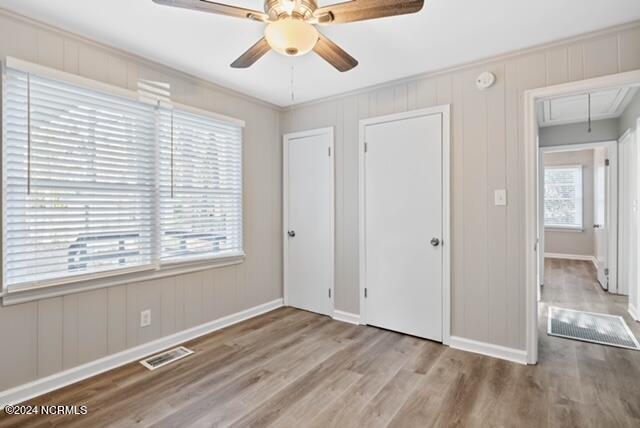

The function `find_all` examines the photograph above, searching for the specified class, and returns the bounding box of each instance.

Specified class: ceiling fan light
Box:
[265,18,319,57]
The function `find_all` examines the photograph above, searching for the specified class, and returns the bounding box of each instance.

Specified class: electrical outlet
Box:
[140,309,151,327]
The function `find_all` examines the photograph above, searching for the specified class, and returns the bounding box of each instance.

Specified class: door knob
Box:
[593,224,602,229]
[430,238,440,247]
[288,230,296,237]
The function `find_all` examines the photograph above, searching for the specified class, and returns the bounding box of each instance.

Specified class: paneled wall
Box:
[0,11,282,391]
[281,21,640,350]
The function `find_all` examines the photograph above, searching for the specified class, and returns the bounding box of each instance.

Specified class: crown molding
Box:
[0,7,282,111]
[283,19,640,111]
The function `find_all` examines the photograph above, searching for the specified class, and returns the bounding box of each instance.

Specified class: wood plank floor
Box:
[1,258,640,427]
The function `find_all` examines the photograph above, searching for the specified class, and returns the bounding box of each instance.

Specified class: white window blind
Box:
[544,165,583,229]
[3,64,244,292]
[158,109,243,263]
[3,68,157,290]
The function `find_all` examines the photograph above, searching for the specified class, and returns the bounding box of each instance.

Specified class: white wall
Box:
[539,119,619,147]
[619,89,640,136]
[281,21,640,351]
[0,10,282,391]
[618,90,640,311]
[543,150,595,257]
[619,130,637,298]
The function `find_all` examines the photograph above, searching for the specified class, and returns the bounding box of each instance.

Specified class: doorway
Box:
[538,140,618,295]
[358,106,451,344]
[283,127,334,316]
[525,71,640,364]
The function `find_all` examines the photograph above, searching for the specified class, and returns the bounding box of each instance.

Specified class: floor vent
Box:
[140,346,194,370]
[548,306,640,350]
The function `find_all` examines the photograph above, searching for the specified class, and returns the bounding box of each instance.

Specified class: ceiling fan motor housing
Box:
[264,0,318,20]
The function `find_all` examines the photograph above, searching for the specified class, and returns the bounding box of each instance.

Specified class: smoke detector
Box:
[476,72,496,90]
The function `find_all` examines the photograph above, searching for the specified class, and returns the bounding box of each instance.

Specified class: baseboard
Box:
[450,336,528,365]
[544,253,596,263]
[629,303,639,322]
[332,310,361,325]
[0,298,284,407]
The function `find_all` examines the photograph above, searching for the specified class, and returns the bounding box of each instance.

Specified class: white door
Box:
[619,130,636,297]
[285,129,333,316]
[594,147,609,289]
[537,146,544,301]
[364,113,443,341]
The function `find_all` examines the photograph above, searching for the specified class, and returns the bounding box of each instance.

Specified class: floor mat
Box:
[548,306,640,350]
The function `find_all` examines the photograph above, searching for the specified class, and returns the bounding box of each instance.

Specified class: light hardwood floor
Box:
[1,258,640,427]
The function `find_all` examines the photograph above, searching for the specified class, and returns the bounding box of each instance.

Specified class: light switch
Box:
[140,309,151,327]
[494,189,507,206]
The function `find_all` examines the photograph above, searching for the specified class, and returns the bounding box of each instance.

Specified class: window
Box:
[3,63,243,292]
[158,109,243,263]
[544,165,583,230]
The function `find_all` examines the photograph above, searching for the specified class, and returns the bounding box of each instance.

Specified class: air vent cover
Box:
[140,346,194,370]
[548,306,640,350]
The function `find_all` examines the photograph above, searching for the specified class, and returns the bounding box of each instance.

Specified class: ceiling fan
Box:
[152,0,425,72]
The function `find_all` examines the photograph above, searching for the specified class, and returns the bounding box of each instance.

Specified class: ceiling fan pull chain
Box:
[587,92,592,133]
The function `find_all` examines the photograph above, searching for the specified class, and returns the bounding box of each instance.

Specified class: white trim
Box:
[5,56,245,127]
[538,86,637,128]
[524,69,640,365]
[544,253,597,263]
[283,21,640,111]
[629,303,639,322]
[332,310,361,325]
[0,298,283,407]
[541,141,619,153]
[282,127,335,317]
[5,57,246,127]
[544,226,585,232]
[0,9,279,111]
[449,336,528,365]
[358,105,451,345]
[3,255,245,306]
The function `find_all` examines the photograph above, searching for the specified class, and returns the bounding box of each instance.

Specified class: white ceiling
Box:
[1,0,640,107]
[538,86,639,127]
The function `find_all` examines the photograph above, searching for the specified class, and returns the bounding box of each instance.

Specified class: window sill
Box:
[544,226,584,233]
[1,253,245,306]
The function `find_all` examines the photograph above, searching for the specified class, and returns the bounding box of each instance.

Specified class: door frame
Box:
[283,127,335,314]
[538,141,619,293]
[524,69,640,364]
[635,119,640,321]
[358,105,451,345]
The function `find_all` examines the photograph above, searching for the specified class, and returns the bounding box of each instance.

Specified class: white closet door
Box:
[364,113,443,341]
[594,147,609,290]
[285,129,334,316]
[619,131,636,296]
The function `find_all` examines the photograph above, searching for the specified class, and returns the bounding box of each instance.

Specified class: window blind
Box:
[158,109,243,263]
[3,64,244,293]
[544,166,583,229]
[3,69,157,289]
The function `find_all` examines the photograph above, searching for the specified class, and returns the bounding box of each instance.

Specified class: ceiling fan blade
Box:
[231,37,271,68]
[152,0,269,22]
[313,34,358,72]
[314,0,424,24]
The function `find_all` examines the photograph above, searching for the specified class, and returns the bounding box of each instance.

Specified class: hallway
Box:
[537,258,640,426]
